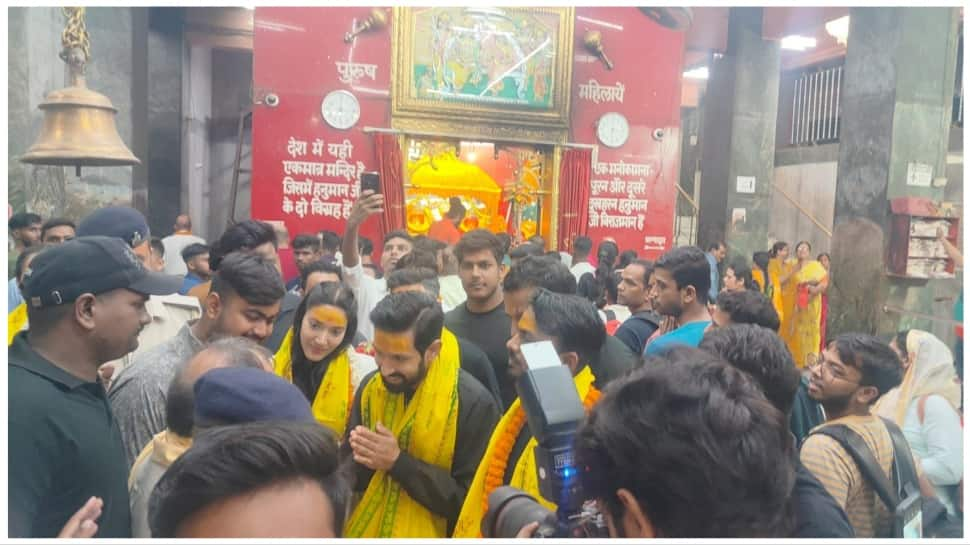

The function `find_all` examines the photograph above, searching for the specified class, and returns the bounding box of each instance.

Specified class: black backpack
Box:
[813,417,961,538]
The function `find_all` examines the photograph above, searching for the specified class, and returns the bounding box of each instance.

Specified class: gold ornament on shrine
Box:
[21,7,140,177]
[583,30,613,70]
[344,8,388,44]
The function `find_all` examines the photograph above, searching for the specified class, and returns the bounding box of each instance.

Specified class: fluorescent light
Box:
[825,16,849,46]
[683,66,709,80]
[781,35,817,51]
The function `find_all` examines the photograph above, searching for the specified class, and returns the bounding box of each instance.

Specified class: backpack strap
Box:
[879,417,922,499]
[813,424,900,510]
[917,395,929,425]
[917,394,964,427]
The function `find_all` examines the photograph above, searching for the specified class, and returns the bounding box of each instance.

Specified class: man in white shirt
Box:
[340,190,413,340]
[161,215,205,276]
[569,235,595,281]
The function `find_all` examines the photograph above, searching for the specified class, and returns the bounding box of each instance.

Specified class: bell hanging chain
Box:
[59,7,91,71]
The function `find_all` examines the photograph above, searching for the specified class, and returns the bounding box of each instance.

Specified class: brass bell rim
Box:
[21,146,141,165]
[38,86,118,111]
[20,156,141,166]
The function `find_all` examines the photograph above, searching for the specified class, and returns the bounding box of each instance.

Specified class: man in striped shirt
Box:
[799,334,904,538]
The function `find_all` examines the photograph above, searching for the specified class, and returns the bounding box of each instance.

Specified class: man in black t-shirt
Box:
[614,259,661,355]
[444,230,515,408]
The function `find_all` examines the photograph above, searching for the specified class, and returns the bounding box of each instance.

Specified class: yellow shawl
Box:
[452,365,599,538]
[273,329,354,438]
[8,302,27,345]
[344,328,461,538]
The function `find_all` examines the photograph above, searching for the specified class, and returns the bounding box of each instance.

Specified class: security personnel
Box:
[9,236,182,537]
[70,206,202,388]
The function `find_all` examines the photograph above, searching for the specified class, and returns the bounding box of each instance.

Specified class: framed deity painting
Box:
[392,7,575,132]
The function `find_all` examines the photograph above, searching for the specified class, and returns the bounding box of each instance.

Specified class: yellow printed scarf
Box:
[344,328,461,538]
[8,302,27,346]
[453,365,599,538]
[273,329,354,438]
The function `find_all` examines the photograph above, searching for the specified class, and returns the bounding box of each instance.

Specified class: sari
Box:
[785,260,828,368]
[768,258,793,341]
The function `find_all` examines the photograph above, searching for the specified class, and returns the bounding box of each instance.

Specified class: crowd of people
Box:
[6,191,964,538]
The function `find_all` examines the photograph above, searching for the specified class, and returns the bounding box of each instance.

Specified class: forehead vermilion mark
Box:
[373,330,414,353]
[310,305,347,328]
[518,308,538,335]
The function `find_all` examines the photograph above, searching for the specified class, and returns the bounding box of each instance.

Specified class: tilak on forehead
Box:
[373,330,415,353]
[517,307,538,334]
[310,305,348,328]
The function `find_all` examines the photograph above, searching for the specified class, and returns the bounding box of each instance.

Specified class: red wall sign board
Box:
[252,7,685,268]
[570,7,685,259]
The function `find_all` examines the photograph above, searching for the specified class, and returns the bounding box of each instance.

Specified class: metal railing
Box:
[673,183,698,247]
[791,65,842,146]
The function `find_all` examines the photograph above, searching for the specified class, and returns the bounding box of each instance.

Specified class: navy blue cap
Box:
[22,236,183,308]
[193,367,314,427]
[76,206,150,249]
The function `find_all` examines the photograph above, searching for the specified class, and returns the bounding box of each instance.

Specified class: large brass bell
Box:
[21,9,139,176]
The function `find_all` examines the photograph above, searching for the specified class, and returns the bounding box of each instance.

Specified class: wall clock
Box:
[321,90,360,130]
[596,112,630,149]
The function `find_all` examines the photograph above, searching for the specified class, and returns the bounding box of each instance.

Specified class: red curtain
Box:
[557,148,592,250]
[375,133,406,237]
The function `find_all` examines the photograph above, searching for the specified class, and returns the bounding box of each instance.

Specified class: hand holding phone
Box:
[361,172,381,195]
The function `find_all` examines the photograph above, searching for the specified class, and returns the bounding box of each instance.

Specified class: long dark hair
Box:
[578,263,615,309]
[752,251,770,273]
[290,282,358,401]
[769,241,788,259]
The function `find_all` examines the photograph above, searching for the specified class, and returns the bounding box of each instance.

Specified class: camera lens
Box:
[483,486,558,538]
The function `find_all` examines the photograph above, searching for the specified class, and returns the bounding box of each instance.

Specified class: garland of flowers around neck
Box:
[480,385,602,513]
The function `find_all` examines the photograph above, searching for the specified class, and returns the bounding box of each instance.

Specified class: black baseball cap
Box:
[22,236,183,308]
[76,206,150,249]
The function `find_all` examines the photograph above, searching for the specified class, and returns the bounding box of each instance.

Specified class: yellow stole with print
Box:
[273,329,354,438]
[452,365,600,538]
[344,328,461,538]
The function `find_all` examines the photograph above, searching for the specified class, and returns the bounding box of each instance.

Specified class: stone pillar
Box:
[830,7,960,337]
[698,7,781,260]
[146,8,185,236]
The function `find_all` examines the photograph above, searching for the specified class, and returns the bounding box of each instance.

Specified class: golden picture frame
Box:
[392,6,575,131]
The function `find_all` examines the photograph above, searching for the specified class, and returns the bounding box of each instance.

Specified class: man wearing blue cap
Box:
[74,206,202,387]
[9,236,183,538]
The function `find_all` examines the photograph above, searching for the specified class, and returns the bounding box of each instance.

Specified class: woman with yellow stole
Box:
[785,241,828,368]
[274,281,375,438]
[768,241,794,343]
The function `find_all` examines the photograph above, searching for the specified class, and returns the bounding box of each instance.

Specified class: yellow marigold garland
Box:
[478,384,601,514]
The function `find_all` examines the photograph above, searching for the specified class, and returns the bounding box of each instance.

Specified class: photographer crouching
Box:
[498,346,798,538]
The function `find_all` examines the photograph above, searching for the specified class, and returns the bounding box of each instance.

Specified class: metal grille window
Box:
[790,65,842,145]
